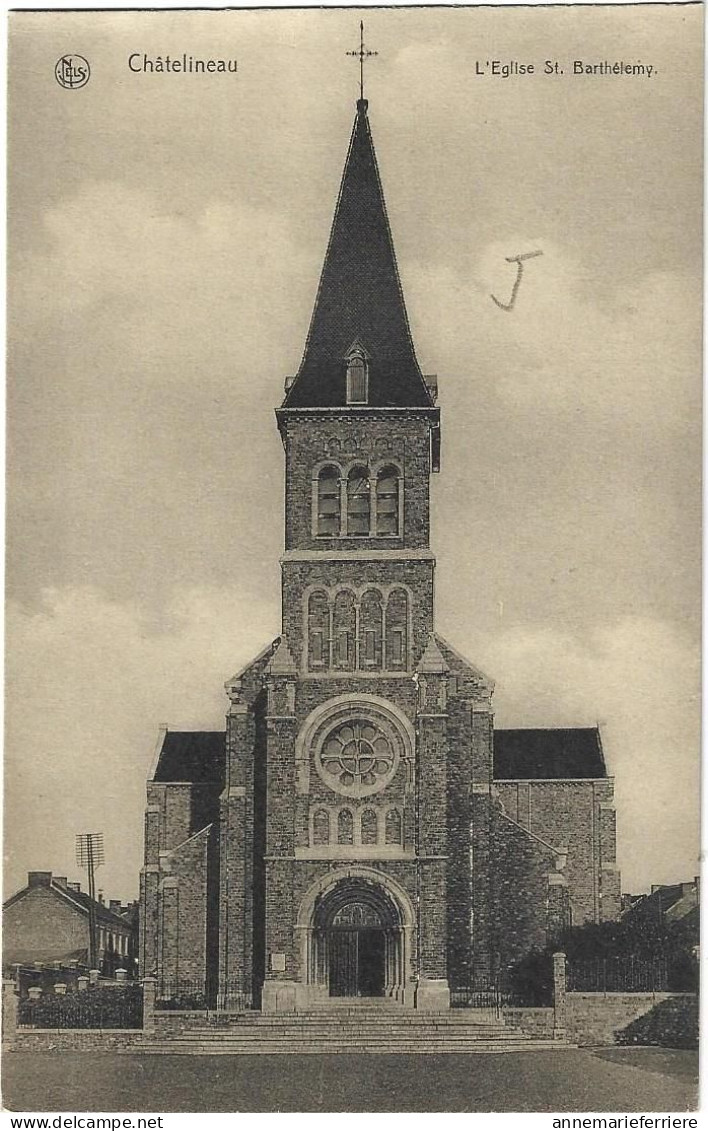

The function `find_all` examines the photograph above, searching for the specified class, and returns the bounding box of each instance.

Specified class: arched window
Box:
[307,590,330,669]
[313,810,330,846]
[347,465,371,535]
[361,808,378,845]
[346,352,368,404]
[359,589,383,669]
[385,809,402,845]
[385,588,409,670]
[337,809,354,846]
[317,465,341,537]
[332,589,356,671]
[376,465,400,536]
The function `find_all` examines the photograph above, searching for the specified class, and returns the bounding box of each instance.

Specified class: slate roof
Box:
[283,100,434,410]
[493,728,608,780]
[53,886,133,928]
[151,730,226,786]
[150,727,607,784]
[3,881,132,929]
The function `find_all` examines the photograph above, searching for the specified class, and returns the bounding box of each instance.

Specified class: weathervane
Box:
[346,21,378,101]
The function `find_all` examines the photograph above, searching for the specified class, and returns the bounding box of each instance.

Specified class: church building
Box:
[139,96,621,1012]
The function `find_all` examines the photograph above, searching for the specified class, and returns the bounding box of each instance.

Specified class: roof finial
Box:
[346,20,377,105]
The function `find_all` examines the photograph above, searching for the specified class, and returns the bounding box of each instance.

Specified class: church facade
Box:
[139,97,621,1012]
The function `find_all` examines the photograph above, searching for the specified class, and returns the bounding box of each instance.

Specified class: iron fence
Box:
[450,975,538,1013]
[156,977,253,1012]
[567,954,670,994]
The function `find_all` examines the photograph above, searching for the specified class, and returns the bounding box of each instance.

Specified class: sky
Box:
[6,5,702,903]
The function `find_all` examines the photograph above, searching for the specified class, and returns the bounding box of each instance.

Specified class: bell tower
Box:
[254,95,454,1013]
[276,97,441,678]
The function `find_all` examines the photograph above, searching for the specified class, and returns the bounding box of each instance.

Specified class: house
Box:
[3,871,137,976]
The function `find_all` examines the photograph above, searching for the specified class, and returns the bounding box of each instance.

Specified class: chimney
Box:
[28,871,52,888]
[67,881,81,893]
[53,876,67,888]
[97,890,105,905]
[109,900,121,914]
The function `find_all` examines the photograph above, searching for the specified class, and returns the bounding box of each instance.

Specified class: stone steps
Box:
[167,1030,512,1041]
[144,1008,564,1054]
[143,1045,556,1054]
[216,1018,504,1025]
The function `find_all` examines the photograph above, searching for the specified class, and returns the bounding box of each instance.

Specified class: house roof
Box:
[493,727,608,780]
[282,99,434,410]
[151,730,226,786]
[3,880,133,930]
[56,886,134,928]
[627,882,699,924]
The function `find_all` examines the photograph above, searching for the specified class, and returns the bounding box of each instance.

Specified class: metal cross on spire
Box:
[346,21,378,102]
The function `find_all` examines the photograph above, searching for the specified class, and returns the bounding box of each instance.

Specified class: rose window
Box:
[316,717,398,797]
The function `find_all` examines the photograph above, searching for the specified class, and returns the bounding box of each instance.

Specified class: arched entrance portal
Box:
[309,876,407,1001]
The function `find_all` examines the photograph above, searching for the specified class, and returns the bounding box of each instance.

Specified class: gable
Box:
[3,884,88,966]
[434,634,494,697]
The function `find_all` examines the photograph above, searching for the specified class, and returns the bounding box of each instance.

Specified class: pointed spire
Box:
[417,634,449,675]
[284,102,434,410]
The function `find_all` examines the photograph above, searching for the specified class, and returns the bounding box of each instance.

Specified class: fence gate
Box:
[450,978,504,1018]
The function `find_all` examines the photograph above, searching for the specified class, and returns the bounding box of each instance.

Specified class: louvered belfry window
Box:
[346,354,368,404]
[347,465,371,535]
[376,466,400,535]
[317,465,341,536]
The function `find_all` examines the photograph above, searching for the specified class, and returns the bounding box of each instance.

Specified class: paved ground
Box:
[1,1048,698,1112]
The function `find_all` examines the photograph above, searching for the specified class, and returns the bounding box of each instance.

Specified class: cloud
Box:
[11,179,317,372]
[5,585,279,902]
[408,242,700,436]
[441,613,700,892]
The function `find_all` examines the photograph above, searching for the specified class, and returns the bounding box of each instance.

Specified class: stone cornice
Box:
[281,549,435,563]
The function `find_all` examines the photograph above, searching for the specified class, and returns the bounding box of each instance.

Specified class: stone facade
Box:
[138,97,621,1011]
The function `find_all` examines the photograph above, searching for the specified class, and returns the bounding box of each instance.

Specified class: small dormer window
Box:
[346,350,368,404]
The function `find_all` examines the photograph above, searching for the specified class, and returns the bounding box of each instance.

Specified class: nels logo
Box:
[55,54,90,89]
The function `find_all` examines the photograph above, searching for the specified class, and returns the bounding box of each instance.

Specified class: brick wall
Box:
[162,785,192,851]
[486,808,563,968]
[219,698,258,996]
[445,697,472,986]
[566,992,697,1047]
[494,779,620,926]
[3,887,88,962]
[158,826,211,986]
[502,1006,554,1037]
